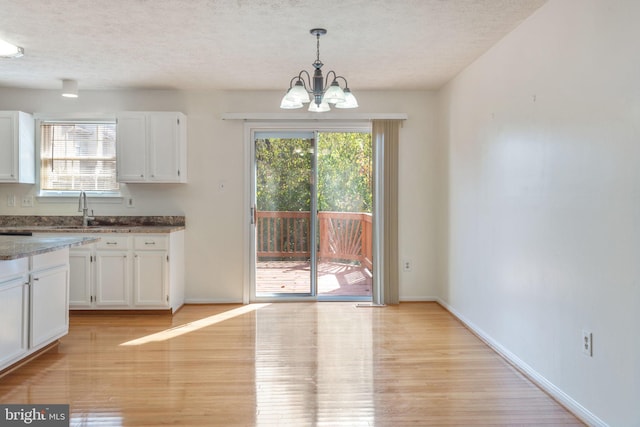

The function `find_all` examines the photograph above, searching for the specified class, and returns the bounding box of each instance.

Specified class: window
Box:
[40,122,119,192]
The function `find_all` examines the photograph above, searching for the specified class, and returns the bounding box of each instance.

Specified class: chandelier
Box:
[280,28,358,112]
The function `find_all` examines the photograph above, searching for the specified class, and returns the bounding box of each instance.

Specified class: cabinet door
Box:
[31,266,69,349]
[0,111,35,183]
[0,113,18,181]
[69,248,93,308]
[116,113,147,182]
[0,277,29,368]
[133,251,168,307]
[95,251,130,307]
[148,113,183,182]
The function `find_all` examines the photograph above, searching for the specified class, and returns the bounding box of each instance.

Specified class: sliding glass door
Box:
[252,130,372,300]
[315,132,373,298]
[254,132,315,295]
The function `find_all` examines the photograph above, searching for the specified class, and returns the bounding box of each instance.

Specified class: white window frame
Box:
[34,113,124,201]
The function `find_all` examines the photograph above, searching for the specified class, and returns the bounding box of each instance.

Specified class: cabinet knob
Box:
[140,174,144,178]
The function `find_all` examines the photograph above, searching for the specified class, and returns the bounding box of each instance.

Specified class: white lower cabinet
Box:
[133,235,168,307]
[66,235,131,309]
[95,250,130,307]
[0,272,29,368]
[0,248,70,372]
[95,235,130,307]
[60,231,183,312]
[134,250,167,307]
[31,262,69,348]
[68,247,92,307]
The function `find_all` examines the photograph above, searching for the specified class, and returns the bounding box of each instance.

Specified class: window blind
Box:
[40,122,119,191]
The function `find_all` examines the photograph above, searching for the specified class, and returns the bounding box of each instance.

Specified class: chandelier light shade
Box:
[0,38,24,58]
[62,79,79,98]
[280,28,358,112]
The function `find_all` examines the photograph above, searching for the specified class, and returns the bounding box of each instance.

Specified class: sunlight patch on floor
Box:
[120,303,271,346]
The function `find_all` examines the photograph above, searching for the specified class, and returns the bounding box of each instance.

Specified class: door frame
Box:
[243,121,375,303]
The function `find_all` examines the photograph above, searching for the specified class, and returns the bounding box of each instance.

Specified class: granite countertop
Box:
[0,225,185,234]
[0,235,99,260]
[0,216,186,234]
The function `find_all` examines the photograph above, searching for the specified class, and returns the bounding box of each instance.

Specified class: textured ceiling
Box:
[0,0,546,92]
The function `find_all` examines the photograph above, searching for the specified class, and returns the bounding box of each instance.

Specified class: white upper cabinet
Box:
[148,113,187,182]
[115,112,147,182]
[0,111,35,183]
[116,112,187,183]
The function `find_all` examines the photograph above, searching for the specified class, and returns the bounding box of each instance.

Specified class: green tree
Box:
[255,132,372,213]
[255,137,312,211]
[317,132,372,212]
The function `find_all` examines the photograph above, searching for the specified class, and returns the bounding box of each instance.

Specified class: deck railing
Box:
[256,211,372,270]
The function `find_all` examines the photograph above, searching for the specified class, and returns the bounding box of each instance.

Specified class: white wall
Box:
[438,0,640,425]
[0,88,439,303]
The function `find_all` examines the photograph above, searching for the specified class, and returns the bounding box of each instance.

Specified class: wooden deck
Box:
[256,260,372,297]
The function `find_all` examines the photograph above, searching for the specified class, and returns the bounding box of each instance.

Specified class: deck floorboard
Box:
[257,260,372,296]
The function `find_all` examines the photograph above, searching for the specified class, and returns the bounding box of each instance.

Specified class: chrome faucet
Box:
[78,191,95,226]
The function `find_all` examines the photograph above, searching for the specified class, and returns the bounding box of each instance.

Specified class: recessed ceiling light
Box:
[62,79,79,98]
[0,38,24,58]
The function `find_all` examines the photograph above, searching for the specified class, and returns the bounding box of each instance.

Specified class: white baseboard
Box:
[399,296,439,302]
[436,298,608,427]
[184,298,243,304]
[186,297,440,304]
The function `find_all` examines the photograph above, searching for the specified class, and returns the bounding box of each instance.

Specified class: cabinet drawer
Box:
[134,236,168,250]
[32,248,68,272]
[96,235,129,250]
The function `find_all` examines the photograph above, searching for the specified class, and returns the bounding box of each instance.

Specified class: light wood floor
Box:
[0,303,583,426]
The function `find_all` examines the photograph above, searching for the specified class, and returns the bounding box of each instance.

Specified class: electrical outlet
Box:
[21,195,33,208]
[7,195,15,207]
[402,260,412,272]
[126,197,135,208]
[582,330,593,357]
